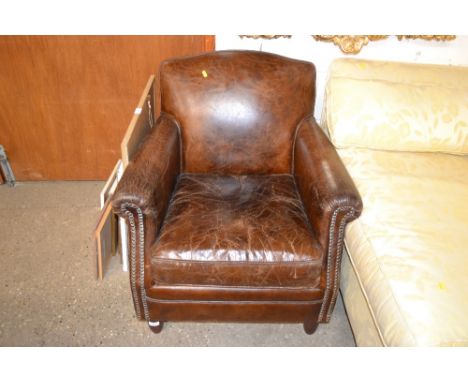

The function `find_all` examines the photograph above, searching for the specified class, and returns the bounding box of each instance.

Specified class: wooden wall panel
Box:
[0,36,215,180]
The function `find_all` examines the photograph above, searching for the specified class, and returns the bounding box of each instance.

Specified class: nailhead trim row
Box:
[136,206,150,321]
[122,204,149,321]
[318,206,356,322]
[325,209,355,322]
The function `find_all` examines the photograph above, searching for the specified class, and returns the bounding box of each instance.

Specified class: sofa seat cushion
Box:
[151,173,323,288]
[339,147,468,346]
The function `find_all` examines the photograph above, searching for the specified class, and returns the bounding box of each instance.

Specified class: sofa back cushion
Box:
[160,50,315,174]
[323,59,468,155]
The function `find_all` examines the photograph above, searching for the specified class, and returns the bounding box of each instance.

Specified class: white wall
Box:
[216,35,468,119]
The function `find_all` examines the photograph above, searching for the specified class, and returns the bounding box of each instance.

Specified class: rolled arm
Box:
[111,113,180,321]
[294,116,362,245]
[112,113,181,226]
[294,116,363,322]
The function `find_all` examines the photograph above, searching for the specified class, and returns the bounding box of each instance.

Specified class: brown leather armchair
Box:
[112,50,362,335]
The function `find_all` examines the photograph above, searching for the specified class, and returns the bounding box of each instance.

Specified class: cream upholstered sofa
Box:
[322,58,468,346]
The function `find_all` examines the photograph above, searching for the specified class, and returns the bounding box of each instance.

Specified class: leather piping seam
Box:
[153,174,183,247]
[291,175,321,251]
[291,113,315,174]
[149,284,323,292]
[325,209,355,322]
[121,203,150,321]
[150,284,320,290]
[318,206,355,322]
[290,114,326,253]
[178,172,296,178]
[173,115,184,173]
[160,112,183,173]
[159,63,183,171]
[124,209,141,319]
[146,297,323,305]
[151,258,322,265]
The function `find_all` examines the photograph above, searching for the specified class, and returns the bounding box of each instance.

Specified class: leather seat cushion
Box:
[151,174,323,288]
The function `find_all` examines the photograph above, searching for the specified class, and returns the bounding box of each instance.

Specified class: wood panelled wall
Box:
[0,36,214,180]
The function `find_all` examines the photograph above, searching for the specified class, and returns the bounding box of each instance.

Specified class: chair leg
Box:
[148,321,164,334]
[303,320,318,335]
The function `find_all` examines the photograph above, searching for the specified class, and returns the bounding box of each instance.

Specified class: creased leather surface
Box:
[340,147,468,346]
[294,116,363,250]
[112,113,180,227]
[152,174,323,288]
[160,50,315,174]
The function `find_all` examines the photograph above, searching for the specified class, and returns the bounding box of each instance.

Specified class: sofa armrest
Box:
[294,116,363,322]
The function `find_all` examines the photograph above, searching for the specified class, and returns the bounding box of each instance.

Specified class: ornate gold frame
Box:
[239,35,456,54]
[313,35,388,54]
[396,35,456,41]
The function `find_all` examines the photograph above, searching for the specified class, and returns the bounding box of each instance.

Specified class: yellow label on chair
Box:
[202,70,208,78]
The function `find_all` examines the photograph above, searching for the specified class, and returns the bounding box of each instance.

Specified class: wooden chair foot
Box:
[148,321,164,334]
[303,320,318,335]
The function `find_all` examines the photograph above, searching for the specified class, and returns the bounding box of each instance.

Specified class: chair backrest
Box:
[160,50,315,174]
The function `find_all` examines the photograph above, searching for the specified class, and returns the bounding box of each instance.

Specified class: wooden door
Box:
[0,36,215,180]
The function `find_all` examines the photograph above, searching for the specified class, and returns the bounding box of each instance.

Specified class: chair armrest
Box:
[111,113,180,321]
[294,116,362,245]
[112,113,181,225]
[294,116,362,322]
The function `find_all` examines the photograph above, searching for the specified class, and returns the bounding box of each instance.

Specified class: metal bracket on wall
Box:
[0,145,16,187]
